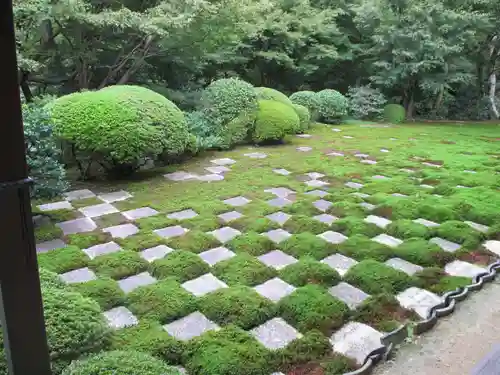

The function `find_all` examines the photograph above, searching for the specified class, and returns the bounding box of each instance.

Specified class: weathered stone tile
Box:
[359,202,376,211]
[399,168,415,173]
[484,240,500,256]
[167,209,199,221]
[329,282,370,310]
[296,134,312,138]
[244,152,267,159]
[254,278,296,302]
[343,136,354,139]
[223,196,251,207]
[63,189,96,201]
[396,287,443,319]
[79,203,119,218]
[305,180,330,188]
[199,247,236,266]
[182,273,228,296]
[154,225,189,239]
[361,159,377,165]
[420,184,434,189]
[372,175,388,180]
[332,128,342,132]
[273,168,291,176]
[218,211,243,223]
[296,146,312,152]
[122,207,159,220]
[37,201,73,212]
[391,193,408,198]
[364,215,391,229]
[413,218,440,228]
[197,174,224,182]
[118,272,157,293]
[83,241,121,259]
[464,170,477,174]
[321,254,358,276]
[205,166,231,174]
[266,211,292,226]
[380,149,390,153]
[318,231,348,244]
[164,312,220,341]
[251,318,302,350]
[385,258,423,275]
[36,239,66,253]
[445,260,486,278]
[354,153,369,158]
[345,182,364,189]
[305,190,329,198]
[258,250,298,270]
[422,162,441,168]
[98,190,132,203]
[263,229,292,244]
[351,192,370,199]
[164,171,198,181]
[429,237,461,252]
[211,158,236,166]
[327,152,345,157]
[313,199,333,212]
[140,245,175,262]
[306,172,325,180]
[57,217,97,235]
[267,197,293,208]
[464,221,490,233]
[313,214,338,225]
[103,223,139,239]
[372,234,403,248]
[104,306,138,329]
[209,227,241,243]
[60,267,97,284]
[264,187,296,198]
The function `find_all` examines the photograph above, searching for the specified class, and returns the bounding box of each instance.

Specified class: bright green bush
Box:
[386,219,431,239]
[37,245,89,274]
[70,277,125,310]
[255,87,293,106]
[292,104,311,132]
[289,91,320,119]
[392,238,453,267]
[279,257,341,287]
[273,330,331,369]
[337,234,392,261]
[383,104,406,123]
[89,250,148,279]
[252,100,300,143]
[150,251,209,282]
[331,217,383,237]
[435,220,484,249]
[39,267,67,289]
[315,89,348,123]
[228,232,275,256]
[283,215,329,234]
[168,230,220,253]
[280,233,334,260]
[61,350,180,375]
[213,253,276,286]
[346,85,387,120]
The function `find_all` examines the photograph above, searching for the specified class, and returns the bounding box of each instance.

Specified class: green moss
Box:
[71,197,105,209]
[35,223,63,242]
[280,233,334,260]
[198,286,276,329]
[415,267,471,294]
[66,231,112,249]
[344,260,416,295]
[330,201,366,218]
[392,238,454,267]
[70,277,125,310]
[279,257,341,287]
[283,215,329,234]
[150,251,209,282]
[39,268,67,289]
[417,204,457,222]
[227,232,275,256]
[337,235,392,261]
[94,212,129,228]
[127,278,197,323]
[231,217,280,232]
[278,285,349,333]
[183,215,222,232]
[136,215,176,231]
[284,201,319,216]
[331,217,383,237]
[320,355,356,375]
[117,231,169,252]
[37,245,89,273]
[168,230,220,253]
[213,253,276,286]
[89,250,148,279]
[45,209,81,222]
[386,219,431,239]
[435,220,484,249]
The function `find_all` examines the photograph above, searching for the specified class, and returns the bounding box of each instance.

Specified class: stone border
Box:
[342,260,500,375]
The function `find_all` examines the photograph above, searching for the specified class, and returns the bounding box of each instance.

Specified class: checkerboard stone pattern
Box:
[318,231,347,244]
[329,282,370,310]
[385,258,423,275]
[264,229,292,244]
[164,312,220,341]
[60,267,97,284]
[104,306,138,329]
[118,272,157,293]
[372,233,403,248]
[199,247,236,266]
[182,273,228,296]
[57,217,97,235]
[266,211,291,226]
[140,245,175,262]
[103,223,139,239]
[154,225,189,239]
[322,254,358,276]
[251,318,302,350]
[209,227,241,243]
[36,239,66,253]
[430,237,461,252]
[254,278,296,302]
[83,241,121,259]
[258,250,298,270]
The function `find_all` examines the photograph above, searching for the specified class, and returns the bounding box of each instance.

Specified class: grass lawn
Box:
[34,122,500,375]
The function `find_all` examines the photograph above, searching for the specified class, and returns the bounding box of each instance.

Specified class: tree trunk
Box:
[406,90,415,120]
[18,70,33,102]
[489,72,499,119]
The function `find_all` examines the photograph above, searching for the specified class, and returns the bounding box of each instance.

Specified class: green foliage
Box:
[280,233,334,260]
[213,253,276,286]
[332,217,383,237]
[337,235,392,261]
[70,277,125,310]
[117,231,168,252]
[289,91,320,120]
[346,86,387,120]
[66,232,111,249]
[320,355,355,375]
[273,331,331,369]
[283,215,329,234]
[435,220,484,248]
[386,219,431,239]
[39,267,67,289]
[252,100,300,143]
[255,87,293,106]
[185,111,225,150]
[150,251,209,282]
[89,250,148,279]
[228,232,275,256]
[315,89,348,123]
[167,230,220,253]
[61,350,180,375]
[35,223,63,242]
[279,257,341,287]
[415,267,471,294]
[37,245,89,273]
[392,238,453,267]
[292,104,311,133]
[383,104,406,124]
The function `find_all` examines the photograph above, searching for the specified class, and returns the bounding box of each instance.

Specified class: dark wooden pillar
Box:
[0,1,52,374]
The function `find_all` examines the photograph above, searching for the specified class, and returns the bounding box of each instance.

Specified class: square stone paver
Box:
[305,180,330,188]
[218,211,243,223]
[445,260,486,278]
[60,267,97,284]
[351,192,370,199]
[372,175,388,180]
[264,187,296,198]
[199,247,236,266]
[345,182,364,189]
[322,254,358,276]
[154,225,189,239]
[122,207,159,220]
[330,322,384,366]
[306,172,325,180]
[364,215,391,229]
[296,134,312,138]
[329,282,370,310]
[167,209,199,221]
[251,318,302,350]
[163,312,220,341]
[327,152,345,157]
[391,193,408,198]
[422,162,442,168]
[484,240,500,256]
[372,234,403,248]
[332,128,342,132]
[414,218,440,227]
[209,227,241,243]
[273,168,291,176]
[223,196,251,207]
[465,221,490,233]
[267,197,293,208]
[103,223,139,239]
[83,241,121,259]
[103,306,139,329]
[56,217,97,235]
[118,272,157,293]
[37,201,73,212]
[385,258,423,275]
[258,250,298,270]
[266,211,291,226]
[164,171,198,181]
[263,229,292,244]
[98,190,132,203]
[140,245,175,262]
[396,287,443,319]
[430,237,461,252]
[63,189,96,201]
[254,277,296,302]
[420,184,434,189]
[313,199,333,212]
[182,273,228,296]
[296,146,312,152]
[205,166,231,174]
[400,168,415,174]
[244,152,267,159]
[197,174,224,182]
[343,136,354,139]
[464,170,477,173]
[354,153,369,158]
[380,148,390,153]
[359,202,376,211]
[361,159,377,165]
[211,158,236,166]
[313,214,338,225]
[36,239,66,253]
[305,190,329,198]
[79,203,119,218]
[318,231,348,244]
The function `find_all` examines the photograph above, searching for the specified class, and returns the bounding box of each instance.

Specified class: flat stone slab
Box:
[396,287,443,319]
[385,258,424,275]
[364,215,392,229]
[258,250,298,270]
[266,211,291,226]
[140,245,175,262]
[465,221,490,233]
[420,184,434,189]
[361,159,377,165]
[205,166,230,174]
[273,168,291,176]
[218,211,243,223]
[464,170,477,174]
[197,174,224,182]
[104,306,138,329]
[343,136,354,139]
[345,182,364,189]
[372,234,403,248]
[359,202,376,211]
[60,267,97,284]
[445,260,487,278]
[164,312,220,341]
[57,217,97,235]
[306,172,325,180]
[305,190,329,198]
[63,189,96,201]
[36,239,66,253]
[318,231,348,244]
[164,171,198,181]
[380,148,390,153]
[414,218,440,228]
[430,237,461,252]
[244,152,267,159]
[422,162,442,168]
[182,273,228,296]
[313,214,338,225]
[103,223,139,239]
[305,180,330,188]
[254,277,296,302]
[251,318,302,350]
[37,201,73,212]
[98,190,132,203]
[223,196,251,207]
[296,134,312,138]
[118,272,157,293]
[199,247,236,266]
[83,241,121,259]
[267,197,293,208]
[122,207,159,220]
[372,175,388,180]
[209,227,241,243]
[400,168,415,173]
[154,225,189,239]
[211,158,236,166]
[354,153,369,158]
[322,254,358,276]
[264,187,296,198]
[391,193,408,198]
[79,203,119,218]
[483,240,500,256]
[332,128,342,132]
[330,322,384,366]
[167,209,199,221]
[263,229,292,244]
[327,152,345,157]
[313,199,333,212]
[351,192,370,199]
[296,146,312,152]
[329,282,370,310]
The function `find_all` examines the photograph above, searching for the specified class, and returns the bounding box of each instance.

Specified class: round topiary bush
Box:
[315,89,348,124]
[50,85,190,178]
[292,103,311,133]
[252,100,300,143]
[289,91,319,119]
[61,350,180,375]
[383,104,406,123]
[255,87,293,107]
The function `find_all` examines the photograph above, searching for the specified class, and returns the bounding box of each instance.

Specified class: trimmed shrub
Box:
[168,230,220,253]
[283,215,329,235]
[116,231,168,252]
[273,330,331,369]
[280,257,341,287]
[70,277,125,310]
[337,235,392,261]
[228,232,275,256]
[280,233,334,260]
[315,89,348,123]
[150,251,209,282]
[255,87,293,106]
[392,238,453,267]
[386,219,431,239]
[89,250,148,279]
[383,104,406,123]
[346,86,387,120]
[213,253,277,286]
[415,267,471,294]
[37,245,89,274]
[66,231,111,249]
[35,223,63,242]
[289,91,320,119]
[435,220,484,249]
[252,100,300,143]
[231,217,280,233]
[39,267,67,289]
[292,104,311,133]
[331,217,383,237]
[61,350,180,375]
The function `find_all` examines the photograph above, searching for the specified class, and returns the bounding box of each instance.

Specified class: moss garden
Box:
[25,80,500,375]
